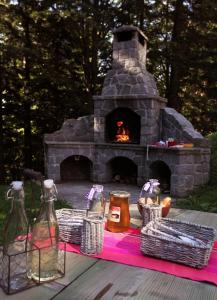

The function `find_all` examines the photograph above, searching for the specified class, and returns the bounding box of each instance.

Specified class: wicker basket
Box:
[142,204,162,226]
[80,215,104,255]
[56,209,87,244]
[140,218,216,268]
[137,197,171,218]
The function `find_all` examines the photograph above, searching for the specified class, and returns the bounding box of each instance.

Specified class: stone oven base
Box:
[45,141,210,198]
[146,146,210,197]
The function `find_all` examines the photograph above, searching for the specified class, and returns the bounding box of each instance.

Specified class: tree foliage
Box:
[0,0,216,182]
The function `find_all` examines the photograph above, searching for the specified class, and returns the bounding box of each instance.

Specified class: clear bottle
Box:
[107,191,130,233]
[137,179,160,215]
[3,181,29,291]
[88,184,105,217]
[28,179,59,282]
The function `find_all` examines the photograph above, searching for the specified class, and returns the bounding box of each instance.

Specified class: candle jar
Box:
[107,191,130,233]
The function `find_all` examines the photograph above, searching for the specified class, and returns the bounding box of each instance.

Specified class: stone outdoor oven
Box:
[44,25,211,197]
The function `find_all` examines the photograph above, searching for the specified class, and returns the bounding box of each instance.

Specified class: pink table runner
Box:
[62,227,217,285]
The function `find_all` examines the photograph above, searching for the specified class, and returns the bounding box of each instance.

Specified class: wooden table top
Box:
[1,206,217,300]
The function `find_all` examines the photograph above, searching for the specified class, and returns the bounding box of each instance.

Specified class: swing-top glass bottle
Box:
[88,184,105,217]
[28,179,59,282]
[2,181,29,291]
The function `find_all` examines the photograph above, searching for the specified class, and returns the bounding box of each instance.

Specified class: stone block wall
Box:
[102,69,159,97]
[44,116,94,143]
[146,147,211,197]
[93,144,146,186]
[44,142,95,181]
[94,95,167,145]
[161,108,204,143]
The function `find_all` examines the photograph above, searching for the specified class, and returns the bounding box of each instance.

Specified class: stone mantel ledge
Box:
[45,141,210,154]
[93,95,167,103]
[45,141,95,146]
[148,145,211,155]
[45,141,146,151]
[95,143,146,151]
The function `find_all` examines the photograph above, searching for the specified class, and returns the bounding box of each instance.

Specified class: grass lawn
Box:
[0,181,71,246]
[174,184,217,213]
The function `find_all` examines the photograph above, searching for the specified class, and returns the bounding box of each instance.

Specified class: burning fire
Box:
[115,121,130,142]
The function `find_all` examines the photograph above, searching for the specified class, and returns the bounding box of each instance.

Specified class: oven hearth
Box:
[106,107,140,144]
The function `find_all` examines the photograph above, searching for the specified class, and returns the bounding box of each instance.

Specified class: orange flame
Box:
[115,121,130,142]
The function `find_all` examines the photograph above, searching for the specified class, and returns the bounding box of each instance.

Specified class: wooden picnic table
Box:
[1,205,217,300]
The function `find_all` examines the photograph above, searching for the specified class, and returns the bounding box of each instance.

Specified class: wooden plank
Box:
[56,252,97,285]
[1,209,217,299]
[169,208,201,223]
[0,283,59,300]
[53,208,217,300]
[129,205,217,232]
[194,211,217,230]
[129,205,217,234]
[0,253,97,300]
[164,276,217,300]
[53,259,217,300]
[172,209,217,238]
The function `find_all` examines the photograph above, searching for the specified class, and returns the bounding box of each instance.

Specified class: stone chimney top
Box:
[101,25,159,97]
[112,25,148,70]
[112,25,148,41]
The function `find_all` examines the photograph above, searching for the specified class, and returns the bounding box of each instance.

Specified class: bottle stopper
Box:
[11,181,23,190]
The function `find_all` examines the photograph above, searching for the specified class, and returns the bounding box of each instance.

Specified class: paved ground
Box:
[56,181,141,209]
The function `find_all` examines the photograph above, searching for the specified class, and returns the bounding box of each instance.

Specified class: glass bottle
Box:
[137,179,160,215]
[88,184,105,217]
[28,179,59,282]
[107,191,130,233]
[2,181,29,291]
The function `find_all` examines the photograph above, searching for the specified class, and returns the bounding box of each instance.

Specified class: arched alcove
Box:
[107,156,137,184]
[105,107,141,144]
[60,155,93,181]
[149,160,171,193]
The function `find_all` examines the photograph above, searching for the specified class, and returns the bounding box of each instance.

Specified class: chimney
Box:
[101,25,158,97]
[112,25,148,70]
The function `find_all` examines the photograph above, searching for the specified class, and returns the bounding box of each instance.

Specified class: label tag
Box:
[143,182,150,191]
[108,206,121,222]
[87,187,95,201]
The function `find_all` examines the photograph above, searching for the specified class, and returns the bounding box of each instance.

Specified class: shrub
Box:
[207,132,217,185]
